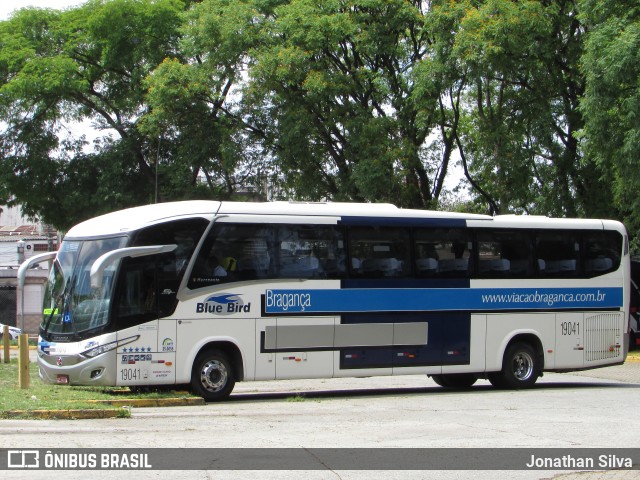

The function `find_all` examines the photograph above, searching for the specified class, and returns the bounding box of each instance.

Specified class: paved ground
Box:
[554,473,640,480]
[5,349,639,480]
[569,356,640,383]
[545,358,640,480]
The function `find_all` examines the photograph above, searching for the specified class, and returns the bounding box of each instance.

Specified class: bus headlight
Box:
[82,335,140,358]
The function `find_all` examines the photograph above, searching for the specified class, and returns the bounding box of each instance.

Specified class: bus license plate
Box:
[56,375,69,384]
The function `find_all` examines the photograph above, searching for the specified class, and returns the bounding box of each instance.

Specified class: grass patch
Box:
[4,337,38,348]
[285,395,307,402]
[0,358,198,419]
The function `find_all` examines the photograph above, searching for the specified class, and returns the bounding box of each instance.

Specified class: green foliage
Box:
[0,0,188,229]
[432,0,615,218]
[141,0,271,201]
[579,0,640,249]
[0,0,636,243]
[246,0,443,207]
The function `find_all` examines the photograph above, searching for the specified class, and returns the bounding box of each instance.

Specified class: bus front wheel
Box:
[489,342,540,389]
[191,349,235,401]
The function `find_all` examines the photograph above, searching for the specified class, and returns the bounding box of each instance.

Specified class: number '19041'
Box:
[560,322,580,335]
[121,368,141,381]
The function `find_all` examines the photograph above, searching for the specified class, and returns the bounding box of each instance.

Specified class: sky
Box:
[0,0,86,20]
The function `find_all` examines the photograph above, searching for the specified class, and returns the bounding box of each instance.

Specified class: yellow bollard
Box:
[2,325,9,363]
[18,333,30,389]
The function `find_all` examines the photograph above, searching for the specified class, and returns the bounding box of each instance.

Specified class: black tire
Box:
[431,373,477,388]
[191,349,235,401]
[489,342,540,389]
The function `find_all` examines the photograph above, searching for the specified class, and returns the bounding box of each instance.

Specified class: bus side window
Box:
[113,257,158,330]
[583,230,621,276]
[235,229,273,280]
[536,231,579,277]
[413,228,472,278]
[131,218,209,278]
[113,253,178,327]
[128,218,209,316]
[276,225,345,279]
[188,223,276,287]
[348,226,410,278]
[477,230,532,278]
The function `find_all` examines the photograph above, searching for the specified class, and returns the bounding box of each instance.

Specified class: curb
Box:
[3,409,124,420]
[85,397,205,408]
[2,397,205,420]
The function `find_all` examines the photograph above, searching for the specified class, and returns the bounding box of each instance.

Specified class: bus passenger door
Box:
[113,252,180,386]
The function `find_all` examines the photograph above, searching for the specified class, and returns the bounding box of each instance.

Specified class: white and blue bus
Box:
[35,201,629,400]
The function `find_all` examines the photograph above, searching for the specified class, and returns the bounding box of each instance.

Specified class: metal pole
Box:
[18,333,29,389]
[16,252,57,389]
[2,325,8,364]
[17,251,56,331]
[156,136,161,203]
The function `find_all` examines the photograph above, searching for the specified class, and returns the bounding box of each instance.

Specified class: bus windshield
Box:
[41,236,128,340]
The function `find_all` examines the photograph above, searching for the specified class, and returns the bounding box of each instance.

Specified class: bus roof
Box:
[63,200,624,239]
[216,201,491,219]
[65,201,221,238]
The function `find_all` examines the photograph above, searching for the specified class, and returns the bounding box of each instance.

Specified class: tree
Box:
[243,0,451,208]
[0,0,630,236]
[439,0,614,217]
[141,0,271,201]
[579,0,640,247]
[0,0,188,229]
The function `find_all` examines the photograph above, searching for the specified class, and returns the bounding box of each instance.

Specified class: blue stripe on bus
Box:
[263,287,623,314]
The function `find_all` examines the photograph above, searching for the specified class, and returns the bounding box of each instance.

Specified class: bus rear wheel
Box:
[191,349,235,401]
[431,374,477,389]
[489,342,540,389]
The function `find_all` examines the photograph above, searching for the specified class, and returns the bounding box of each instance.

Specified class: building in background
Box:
[0,205,59,334]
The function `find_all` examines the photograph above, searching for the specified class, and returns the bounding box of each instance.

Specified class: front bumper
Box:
[37,349,117,386]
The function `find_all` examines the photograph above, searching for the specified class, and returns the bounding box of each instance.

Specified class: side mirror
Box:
[90,245,177,289]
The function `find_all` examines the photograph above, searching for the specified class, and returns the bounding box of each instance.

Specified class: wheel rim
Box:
[200,359,228,392]
[512,351,534,381]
